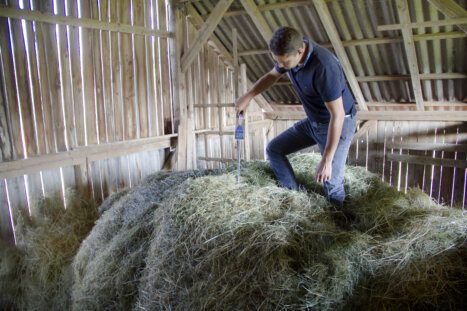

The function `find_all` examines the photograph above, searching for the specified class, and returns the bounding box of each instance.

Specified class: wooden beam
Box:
[238,31,466,56]
[312,0,368,111]
[264,110,467,121]
[239,0,273,42]
[386,142,467,153]
[186,3,234,67]
[396,0,424,111]
[386,154,467,169]
[0,6,172,37]
[378,17,467,31]
[276,73,466,84]
[197,156,235,163]
[426,0,467,33]
[180,0,233,72]
[0,135,176,179]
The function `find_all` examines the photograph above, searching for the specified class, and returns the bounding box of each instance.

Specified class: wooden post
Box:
[168,1,188,170]
[240,64,251,161]
[232,28,238,101]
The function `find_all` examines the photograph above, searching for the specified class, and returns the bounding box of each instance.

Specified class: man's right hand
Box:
[235,93,252,115]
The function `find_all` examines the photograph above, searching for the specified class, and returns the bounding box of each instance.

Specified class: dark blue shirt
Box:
[274,37,356,123]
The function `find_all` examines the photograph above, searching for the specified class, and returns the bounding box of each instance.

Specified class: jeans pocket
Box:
[340,117,357,141]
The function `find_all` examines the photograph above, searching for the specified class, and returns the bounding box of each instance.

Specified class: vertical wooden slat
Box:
[5,176,29,219]
[429,122,442,200]
[185,18,195,169]
[441,122,457,206]
[367,120,378,174]
[100,0,114,142]
[54,0,75,151]
[79,0,98,145]
[0,179,15,244]
[202,47,210,169]
[90,0,107,144]
[31,0,56,154]
[119,0,136,140]
[21,1,46,156]
[453,122,467,208]
[386,121,396,186]
[133,0,148,139]
[65,0,85,147]
[110,0,124,142]
[145,0,157,137]
[0,30,14,162]
[158,0,172,135]
[411,121,425,189]
[240,64,251,161]
[375,120,386,179]
[7,0,35,158]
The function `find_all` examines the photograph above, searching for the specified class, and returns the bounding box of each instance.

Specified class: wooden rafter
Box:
[186,3,234,67]
[180,0,234,72]
[0,6,172,37]
[395,0,424,111]
[238,0,273,42]
[186,3,273,113]
[312,0,368,111]
[238,31,466,56]
[426,0,467,33]
[378,17,467,31]
[264,111,467,121]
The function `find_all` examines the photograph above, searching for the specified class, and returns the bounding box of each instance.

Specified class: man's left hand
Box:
[316,158,332,183]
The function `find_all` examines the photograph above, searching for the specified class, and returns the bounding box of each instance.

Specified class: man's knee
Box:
[266,141,280,158]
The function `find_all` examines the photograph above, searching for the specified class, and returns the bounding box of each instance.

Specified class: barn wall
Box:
[0,0,175,244]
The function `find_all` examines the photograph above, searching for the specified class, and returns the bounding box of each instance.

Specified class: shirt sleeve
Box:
[314,57,344,102]
[274,63,289,74]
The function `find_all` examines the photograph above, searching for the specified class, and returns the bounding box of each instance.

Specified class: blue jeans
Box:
[266,115,357,206]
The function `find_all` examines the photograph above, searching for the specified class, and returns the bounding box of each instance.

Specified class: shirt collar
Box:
[292,37,313,73]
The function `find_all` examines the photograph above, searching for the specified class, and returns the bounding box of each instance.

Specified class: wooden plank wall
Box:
[0,0,172,244]
[180,16,265,169]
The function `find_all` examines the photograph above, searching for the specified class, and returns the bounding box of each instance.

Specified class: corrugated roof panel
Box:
[190,0,466,105]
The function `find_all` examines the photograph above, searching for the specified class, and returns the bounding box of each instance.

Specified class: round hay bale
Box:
[72,171,218,310]
[136,173,370,310]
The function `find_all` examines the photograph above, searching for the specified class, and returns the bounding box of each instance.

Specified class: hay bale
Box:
[3,153,464,310]
[0,241,23,310]
[136,173,373,310]
[0,190,98,311]
[72,170,218,311]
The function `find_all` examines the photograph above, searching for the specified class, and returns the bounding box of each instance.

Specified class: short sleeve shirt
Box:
[274,37,356,123]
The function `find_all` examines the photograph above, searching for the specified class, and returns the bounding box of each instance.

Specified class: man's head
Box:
[269,26,306,70]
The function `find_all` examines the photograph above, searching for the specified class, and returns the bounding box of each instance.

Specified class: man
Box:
[235,26,357,207]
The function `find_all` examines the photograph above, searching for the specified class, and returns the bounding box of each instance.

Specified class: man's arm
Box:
[235,68,283,114]
[315,96,345,183]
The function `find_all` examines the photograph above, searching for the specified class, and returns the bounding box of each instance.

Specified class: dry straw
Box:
[1,153,465,310]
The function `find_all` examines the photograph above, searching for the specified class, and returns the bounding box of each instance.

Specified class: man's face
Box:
[271,43,306,70]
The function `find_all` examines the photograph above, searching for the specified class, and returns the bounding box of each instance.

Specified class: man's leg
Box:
[318,116,357,206]
[266,119,316,190]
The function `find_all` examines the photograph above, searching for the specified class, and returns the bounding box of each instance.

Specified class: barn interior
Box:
[0,0,466,310]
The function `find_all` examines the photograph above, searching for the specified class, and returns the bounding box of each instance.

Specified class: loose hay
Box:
[2,154,466,310]
[0,190,98,311]
[72,170,219,311]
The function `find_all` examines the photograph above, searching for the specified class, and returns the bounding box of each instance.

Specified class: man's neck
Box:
[298,42,309,66]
